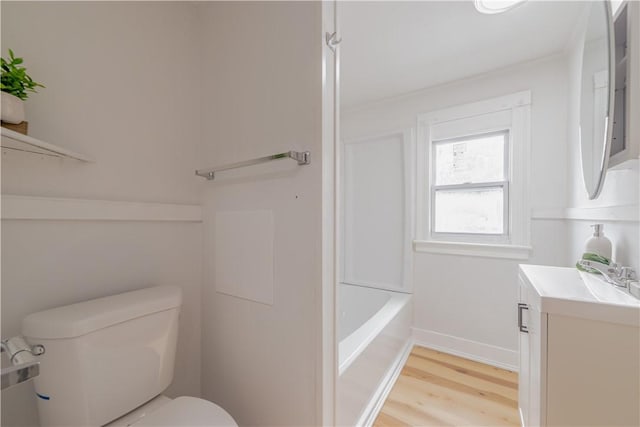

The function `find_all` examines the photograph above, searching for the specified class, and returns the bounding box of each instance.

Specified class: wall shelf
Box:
[1,127,93,162]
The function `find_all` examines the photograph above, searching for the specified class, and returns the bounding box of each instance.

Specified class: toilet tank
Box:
[22,286,182,427]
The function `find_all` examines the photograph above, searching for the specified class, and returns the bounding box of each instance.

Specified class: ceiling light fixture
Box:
[474,0,527,14]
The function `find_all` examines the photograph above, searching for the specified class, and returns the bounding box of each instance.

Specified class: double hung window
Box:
[432,131,509,238]
[416,91,531,258]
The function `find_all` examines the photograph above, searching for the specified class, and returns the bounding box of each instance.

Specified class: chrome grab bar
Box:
[195,150,311,180]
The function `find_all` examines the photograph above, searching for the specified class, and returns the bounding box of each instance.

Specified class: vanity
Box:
[517,265,640,427]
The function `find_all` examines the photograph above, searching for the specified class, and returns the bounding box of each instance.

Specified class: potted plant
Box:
[1,49,44,125]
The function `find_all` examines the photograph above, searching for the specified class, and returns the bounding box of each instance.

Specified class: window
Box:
[415,91,531,259]
[432,131,509,237]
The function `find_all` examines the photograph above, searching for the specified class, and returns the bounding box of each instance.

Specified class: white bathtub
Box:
[337,283,412,426]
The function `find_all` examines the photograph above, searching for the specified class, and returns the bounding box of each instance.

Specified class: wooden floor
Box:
[373,346,519,427]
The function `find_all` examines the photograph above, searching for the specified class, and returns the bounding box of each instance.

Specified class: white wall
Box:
[1,2,203,204]
[342,56,571,369]
[1,3,204,426]
[197,2,324,426]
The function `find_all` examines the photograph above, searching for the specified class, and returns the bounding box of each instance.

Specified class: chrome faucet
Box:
[578,259,640,298]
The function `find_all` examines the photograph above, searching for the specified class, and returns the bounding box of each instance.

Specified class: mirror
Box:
[579,1,615,200]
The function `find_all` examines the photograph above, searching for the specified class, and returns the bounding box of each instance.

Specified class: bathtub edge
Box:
[339,293,410,374]
[357,337,414,427]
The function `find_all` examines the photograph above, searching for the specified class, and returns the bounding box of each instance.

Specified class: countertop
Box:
[518,264,640,327]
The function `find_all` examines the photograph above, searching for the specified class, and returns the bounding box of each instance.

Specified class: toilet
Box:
[21,286,237,427]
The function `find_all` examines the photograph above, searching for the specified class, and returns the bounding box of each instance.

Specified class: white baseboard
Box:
[412,327,518,372]
[358,337,414,427]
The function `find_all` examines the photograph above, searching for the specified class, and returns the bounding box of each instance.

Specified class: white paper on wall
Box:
[214,210,274,305]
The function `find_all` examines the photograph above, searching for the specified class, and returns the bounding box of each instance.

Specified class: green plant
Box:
[1,49,44,100]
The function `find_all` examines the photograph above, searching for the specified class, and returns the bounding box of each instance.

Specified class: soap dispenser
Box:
[584,224,612,262]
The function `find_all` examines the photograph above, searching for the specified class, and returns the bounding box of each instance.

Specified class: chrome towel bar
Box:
[195,150,311,180]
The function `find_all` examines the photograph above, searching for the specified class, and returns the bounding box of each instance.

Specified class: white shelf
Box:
[1,127,92,162]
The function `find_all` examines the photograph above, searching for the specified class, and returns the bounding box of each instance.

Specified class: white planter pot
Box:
[1,92,26,124]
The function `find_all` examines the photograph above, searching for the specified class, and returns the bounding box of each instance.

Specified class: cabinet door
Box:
[518,277,547,427]
[546,315,640,426]
[527,299,546,427]
[518,278,530,426]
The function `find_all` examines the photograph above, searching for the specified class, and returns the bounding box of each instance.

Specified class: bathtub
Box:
[337,283,412,426]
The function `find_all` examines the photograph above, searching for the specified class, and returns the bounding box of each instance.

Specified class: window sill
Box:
[413,240,532,260]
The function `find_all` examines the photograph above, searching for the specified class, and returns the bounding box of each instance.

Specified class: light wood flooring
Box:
[373,346,519,427]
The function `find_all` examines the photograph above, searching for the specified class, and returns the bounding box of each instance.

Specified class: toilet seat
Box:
[106,396,237,427]
[132,396,237,427]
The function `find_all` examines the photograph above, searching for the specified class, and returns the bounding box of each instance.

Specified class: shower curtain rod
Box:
[195,150,310,180]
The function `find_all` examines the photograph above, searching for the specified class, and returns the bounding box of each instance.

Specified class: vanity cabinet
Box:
[517,265,640,427]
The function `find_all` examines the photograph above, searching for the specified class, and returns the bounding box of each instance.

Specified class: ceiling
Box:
[340,1,588,109]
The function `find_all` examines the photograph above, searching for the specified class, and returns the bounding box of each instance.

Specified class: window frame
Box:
[430,130,510,242]
[415,91,532,259]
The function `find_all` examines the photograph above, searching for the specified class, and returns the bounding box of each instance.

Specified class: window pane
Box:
[434,187,504,234]
[434,133,506,185]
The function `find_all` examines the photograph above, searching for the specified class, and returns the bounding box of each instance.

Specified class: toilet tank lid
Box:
[22,286,182,339]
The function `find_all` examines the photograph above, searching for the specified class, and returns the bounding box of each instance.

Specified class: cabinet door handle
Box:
[518,303,529,333]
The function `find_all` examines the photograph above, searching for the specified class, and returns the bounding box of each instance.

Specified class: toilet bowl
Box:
[107,395,237,427]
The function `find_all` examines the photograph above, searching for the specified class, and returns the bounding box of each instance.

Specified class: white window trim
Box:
[414,91,532,259]
[413,240,532,260]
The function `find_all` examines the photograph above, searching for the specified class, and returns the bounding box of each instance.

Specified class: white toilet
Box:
[22,286,238,427]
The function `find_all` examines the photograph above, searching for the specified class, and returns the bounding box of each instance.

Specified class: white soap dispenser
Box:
[584,224,612,261]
